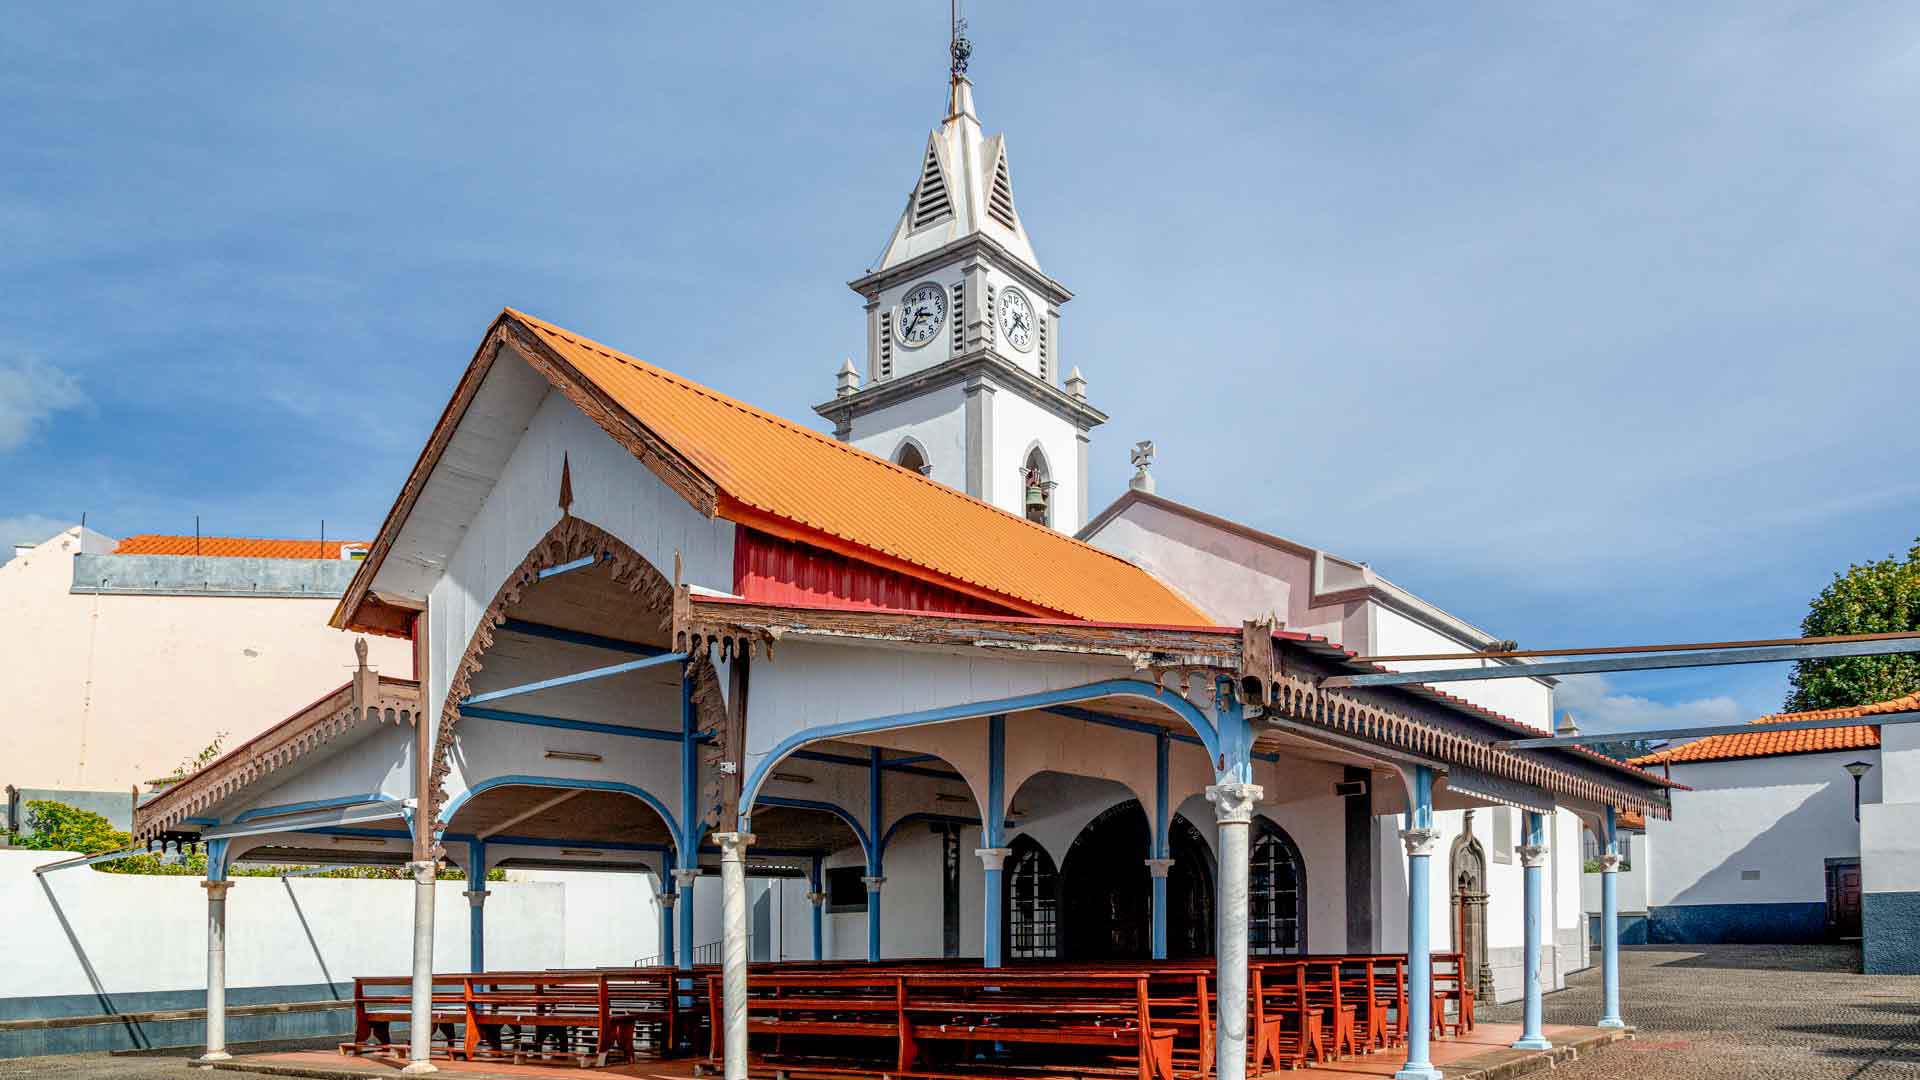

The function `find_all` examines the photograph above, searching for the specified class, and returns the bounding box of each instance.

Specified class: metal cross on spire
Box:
[950,0,972,77]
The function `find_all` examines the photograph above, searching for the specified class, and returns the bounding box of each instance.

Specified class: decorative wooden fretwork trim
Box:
[1252,668,1669,818]
[133,678,420,841]
[432,514,687,826]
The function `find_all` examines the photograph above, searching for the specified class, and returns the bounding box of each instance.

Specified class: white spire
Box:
[869,25,1039,275]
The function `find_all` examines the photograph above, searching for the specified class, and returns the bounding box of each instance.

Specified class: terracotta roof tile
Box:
[1629,691,1917,766]
[507,310,1208,625]
[115,535,368,560]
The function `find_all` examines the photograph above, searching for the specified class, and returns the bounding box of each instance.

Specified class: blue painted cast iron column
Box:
[866,748,884,962]
[1149,732,1172,961]
[465,841,489,973]
[809,855,825,961]
[1512,811,1551,1050]
[1395,766,1442,1080]
[1599,807,1626,1028]
[677,663,699,970]
[658,865,677,967]
[980,714,1009,967]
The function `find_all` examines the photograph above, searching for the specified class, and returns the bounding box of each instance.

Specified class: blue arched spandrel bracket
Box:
[740,678,1219,813]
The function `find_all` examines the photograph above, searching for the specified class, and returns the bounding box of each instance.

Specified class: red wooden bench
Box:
[1430,953,1475,1037]
[900,971,1178,1080]
[338,975,464,1058]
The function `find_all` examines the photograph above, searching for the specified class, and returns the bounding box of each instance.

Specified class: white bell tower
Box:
[815,18,1104,533]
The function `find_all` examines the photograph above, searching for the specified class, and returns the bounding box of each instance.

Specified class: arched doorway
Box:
[1249,816,1306,955]
[1004,834,1059,960]
[1060,801,1152,960]
[1166,813,1215,959]
[1450,823,1492,999]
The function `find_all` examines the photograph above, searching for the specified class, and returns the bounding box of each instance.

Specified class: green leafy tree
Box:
[13,798,495,880]
[1787,538,1920,712]
[13,800,127,855]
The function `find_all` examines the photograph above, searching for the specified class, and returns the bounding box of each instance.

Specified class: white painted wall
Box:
[1369,609,1552,730]
[426,388,736,755]
[1643,751,1875,909]
[4,850,562,1002]
[1078,501,1332,637]
[517,869,661,967]
[987,384,1083,533]
[1,527,411,795]
[1863,724,1920,898]
[846,383,969,491]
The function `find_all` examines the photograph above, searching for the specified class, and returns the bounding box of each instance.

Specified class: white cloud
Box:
[0,513,75,566]
[1555,674,1744,737]
[0,355,85,452]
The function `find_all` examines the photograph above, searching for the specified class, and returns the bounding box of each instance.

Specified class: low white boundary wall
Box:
[4,849,564,1006]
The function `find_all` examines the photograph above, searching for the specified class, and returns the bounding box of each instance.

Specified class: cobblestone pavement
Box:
[0,1039,331,1079]
[1479,944,1920,1078]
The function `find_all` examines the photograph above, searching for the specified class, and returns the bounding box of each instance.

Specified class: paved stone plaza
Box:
[1481,944,1920,1078]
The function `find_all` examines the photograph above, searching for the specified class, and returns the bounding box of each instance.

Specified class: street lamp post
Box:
[1845,760,1874,821]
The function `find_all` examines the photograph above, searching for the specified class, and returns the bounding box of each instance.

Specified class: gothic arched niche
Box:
[1021,444,1052,526]
[1450,819,1493,999]
[893,438,930,476]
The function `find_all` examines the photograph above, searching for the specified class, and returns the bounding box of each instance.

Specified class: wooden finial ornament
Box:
[558,452,574,516]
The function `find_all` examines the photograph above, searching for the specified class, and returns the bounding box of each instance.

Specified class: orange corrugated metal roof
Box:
[1629,691,1916,766]
[508,310,1208,625]
[115,535,367,560]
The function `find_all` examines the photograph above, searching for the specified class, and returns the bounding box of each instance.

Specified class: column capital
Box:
[862,875,886,892]
[975,847,1012,871]
[806,890,828,906]
[1205,782,1264,824]
[405,860,440,885]
[1517,843,1550,869]
[714,831,755,856]
[201,879,234,898]
[1598,852,1622,873]
[1145,857,1175,878]
[672,867,703,887]
[1399,827,1441,858]
[464,888,489,907]
[656,890,677,907]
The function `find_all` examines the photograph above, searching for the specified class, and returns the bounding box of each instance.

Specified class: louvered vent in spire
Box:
[912,142,953,229]
[988,149,1017,230]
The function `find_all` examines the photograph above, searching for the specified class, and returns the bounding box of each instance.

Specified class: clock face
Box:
[896,282,947,347]
[999,287,1036,352]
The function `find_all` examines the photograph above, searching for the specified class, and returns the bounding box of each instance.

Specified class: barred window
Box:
[1248,817,1305,955]
[1005,835,1059,960]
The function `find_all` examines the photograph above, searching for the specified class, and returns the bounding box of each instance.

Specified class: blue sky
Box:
[3,3,1915,732]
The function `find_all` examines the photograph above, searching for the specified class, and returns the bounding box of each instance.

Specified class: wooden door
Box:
[1827,860,1862,938]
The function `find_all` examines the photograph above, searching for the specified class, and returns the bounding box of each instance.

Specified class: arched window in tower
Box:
[1004,835,1059,960]
[1021,445,1054,525]
[894,440,930,476]
[1249,816,1306,955]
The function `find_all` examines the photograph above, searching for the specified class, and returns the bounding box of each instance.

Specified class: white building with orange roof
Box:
[1,524,410,830]
[1625,692,1917,972]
